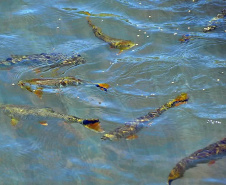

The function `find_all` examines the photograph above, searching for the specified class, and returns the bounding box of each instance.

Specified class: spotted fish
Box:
[18,76,110,98]
[203,9,226,33]
[0,104,104,132]
[86,16,135,54]
[0,53,86,73]
[168,137,226,185]
[101,93,189,141]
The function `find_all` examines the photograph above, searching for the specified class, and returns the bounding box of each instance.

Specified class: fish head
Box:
[168,166,184,185]
[115,40,136,51]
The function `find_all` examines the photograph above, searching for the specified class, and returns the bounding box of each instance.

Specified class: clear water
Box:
[0,0,226,185]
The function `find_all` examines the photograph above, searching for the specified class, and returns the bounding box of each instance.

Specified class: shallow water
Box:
[0,0,226,185]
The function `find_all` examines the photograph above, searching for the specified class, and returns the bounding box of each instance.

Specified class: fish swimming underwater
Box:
[101,93,189,141]
[203,9,226,33]
[168,137,226,185]
[18,76,110,99]
[86,16,135,54]
[0,104,104,132]
[0,53,86,74]
[179,34,192,43]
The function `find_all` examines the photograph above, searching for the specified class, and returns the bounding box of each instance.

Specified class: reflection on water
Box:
[0,0,225,185]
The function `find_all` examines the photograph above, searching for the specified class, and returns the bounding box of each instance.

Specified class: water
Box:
[0,0,226,185]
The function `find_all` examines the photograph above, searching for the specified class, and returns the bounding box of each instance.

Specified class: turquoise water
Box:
[0,0,226,185]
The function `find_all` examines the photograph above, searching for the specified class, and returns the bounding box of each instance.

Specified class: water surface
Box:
[0,0,225,185]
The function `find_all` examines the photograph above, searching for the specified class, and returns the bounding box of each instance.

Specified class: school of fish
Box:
[0,7,225,185]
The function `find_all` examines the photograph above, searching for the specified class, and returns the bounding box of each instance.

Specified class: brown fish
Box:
[86,15,135,54]
[101,93,189,141]
[168,137,226,185]
[18,76,110,99]
[0,104,104,132]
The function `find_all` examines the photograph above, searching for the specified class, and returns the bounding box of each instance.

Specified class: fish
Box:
[179,34,192,43]
[86,16,135,54]
[203,9,226,33]
[168,137,226,185]
[101,93,189,141]
[18,77,110,99]
[0,53,86,73]
[0,104,104,132]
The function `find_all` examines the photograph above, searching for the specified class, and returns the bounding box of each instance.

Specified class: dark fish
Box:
[168,137,226,185]
[0,104,104,132]
[179,34,192,43]
[203,9,226,33]
[101,93,189,141]
[0,53,86,73]
[86,15,135,54]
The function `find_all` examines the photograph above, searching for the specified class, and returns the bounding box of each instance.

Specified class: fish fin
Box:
[179,39,184,42]
[174,101,187,107]
[168,179,173,185]
[82,119,104,133]
[96,83,110,91]
[33,68,41,74]
[208,160,215,166]
[117,50,123,55]
[39,121,48,126]
[84,11,91,16]
[84,122,104,133]
[126,135,138,140]
[34,87,43,99]
[11,118,19,126]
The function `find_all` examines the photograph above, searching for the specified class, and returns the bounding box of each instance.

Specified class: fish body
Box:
[87,16,135,54]
[0,104,103,132]
[0,53,86,72]
[18,77,110,98]
[101,93,189,141]
[19,77,83,89]
[203,9,226,33]
[38,54,86,72]
[168,137,226,185]
[179,34,192,43]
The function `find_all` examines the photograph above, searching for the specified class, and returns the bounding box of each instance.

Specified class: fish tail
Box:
[82,119,104,133]
[95,83,110,91]
[168,179,173,185]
